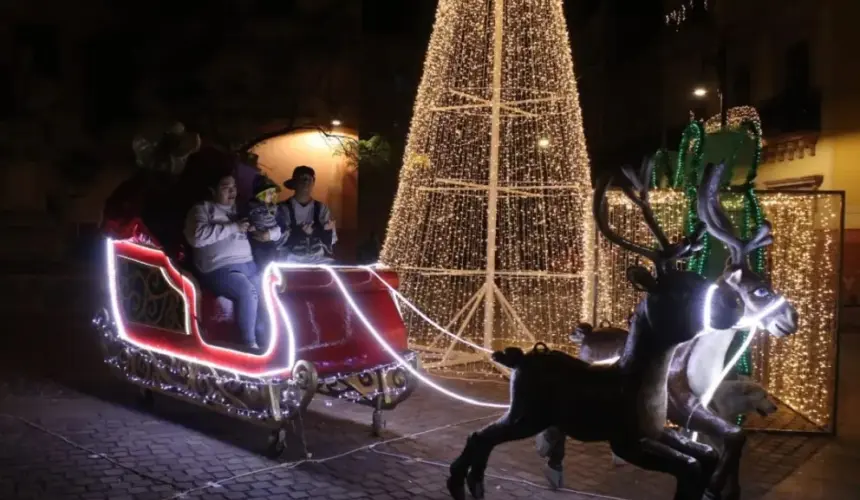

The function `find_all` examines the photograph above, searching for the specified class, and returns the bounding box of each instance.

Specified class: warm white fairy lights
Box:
[594,191,841,429]
[704,106,762,138]
[750,193,841,428]
[381,0,594,375]
[665,0,709,27]
[594,190,688,327]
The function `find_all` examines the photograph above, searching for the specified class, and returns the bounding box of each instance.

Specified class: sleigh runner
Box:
[96,188,418,454]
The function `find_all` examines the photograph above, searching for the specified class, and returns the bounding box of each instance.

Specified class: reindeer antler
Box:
[619,159,672,250]
[595,158,706,275]
[697,162,773,267]
[594,161,660,264]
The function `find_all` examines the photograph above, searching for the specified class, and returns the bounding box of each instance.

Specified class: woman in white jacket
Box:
[183,151,269,351]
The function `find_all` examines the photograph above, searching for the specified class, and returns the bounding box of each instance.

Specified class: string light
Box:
[664,0,709,27]
[105,239,293,379]
[381,0,594,376]
[96,310,417,421]
[102,236,800,422]
[101,243,511,411]
[704,106,762,139]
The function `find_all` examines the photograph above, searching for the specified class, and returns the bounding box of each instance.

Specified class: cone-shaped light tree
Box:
[381,0,594,374]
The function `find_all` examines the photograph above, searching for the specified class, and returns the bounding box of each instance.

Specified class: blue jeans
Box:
[200,262,268,347]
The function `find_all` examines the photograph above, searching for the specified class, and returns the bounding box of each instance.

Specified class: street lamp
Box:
[331,119,342,127]
[537,137,550,148]
[692,86,724,128]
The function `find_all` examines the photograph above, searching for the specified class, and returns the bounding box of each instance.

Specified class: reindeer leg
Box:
[610,437,709,500]
[542,428,566,490]
[448,432,479,500]
[535,426,561,457]
[535,426,565,489]
[685,405,746,500]
[659,427,719,491]
[456,415,546,499]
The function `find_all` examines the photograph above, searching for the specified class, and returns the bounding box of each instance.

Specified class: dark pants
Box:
[200,261,268,347]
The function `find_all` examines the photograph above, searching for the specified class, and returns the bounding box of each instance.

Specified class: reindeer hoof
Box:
[544,466,563,490]
[466,474,485,499]
[446,476,466,500]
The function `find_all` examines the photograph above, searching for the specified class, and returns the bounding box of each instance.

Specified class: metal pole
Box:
[484,0,505,350]
[718,37,728,130]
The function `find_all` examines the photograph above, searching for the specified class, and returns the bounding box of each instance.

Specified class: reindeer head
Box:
[697,163,799,338]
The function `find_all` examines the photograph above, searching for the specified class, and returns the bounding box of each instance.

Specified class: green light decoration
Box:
[673,121,709,275]
[649,148,670,188]
[671,117,767,426]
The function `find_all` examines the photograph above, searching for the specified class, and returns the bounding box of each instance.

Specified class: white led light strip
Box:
[268,262,508,408]
[106,243,786,413]
[106,239,293,379]
[318,265,509,409]
[363,266,492,354]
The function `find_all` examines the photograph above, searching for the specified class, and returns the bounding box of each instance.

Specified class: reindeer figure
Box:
[537,162,799,500]
[447,160,734,500]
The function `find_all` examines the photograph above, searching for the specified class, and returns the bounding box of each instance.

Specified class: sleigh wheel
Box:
[265,427,288,458]
[291,360,318,412]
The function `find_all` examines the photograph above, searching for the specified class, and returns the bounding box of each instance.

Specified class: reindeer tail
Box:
[492,347,526,368]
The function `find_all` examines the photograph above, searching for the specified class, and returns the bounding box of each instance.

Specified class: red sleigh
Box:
[95,172,417,456]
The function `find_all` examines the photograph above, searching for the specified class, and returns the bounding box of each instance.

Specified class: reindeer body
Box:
[575,325,747,417]
[505,287,700,443]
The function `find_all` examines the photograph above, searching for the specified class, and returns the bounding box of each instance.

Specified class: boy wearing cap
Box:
[278,165,337,264]
[245,174,282,267]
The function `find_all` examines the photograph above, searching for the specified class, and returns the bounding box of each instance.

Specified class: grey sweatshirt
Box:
[184,201,254,274]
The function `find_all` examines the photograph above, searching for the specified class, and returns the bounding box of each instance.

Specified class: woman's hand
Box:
[236,220,252,233]
[252,231,271,242]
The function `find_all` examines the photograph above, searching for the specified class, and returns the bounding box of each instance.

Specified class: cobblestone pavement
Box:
[0,276,851,500]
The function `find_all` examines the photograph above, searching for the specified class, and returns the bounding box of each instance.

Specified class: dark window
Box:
[14,24,60,77]
[785,41,810,93]
[255,0,298,18]
[732,64,751,105]
[0,64,12,117]
[393,74,405,92]
[82,32,137,131]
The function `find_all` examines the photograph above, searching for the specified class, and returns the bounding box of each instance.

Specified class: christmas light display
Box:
[381,0,594,374]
